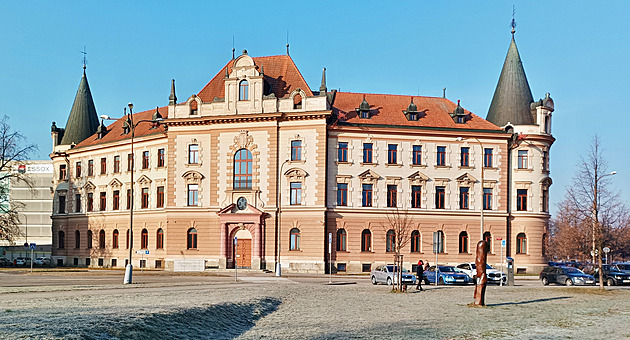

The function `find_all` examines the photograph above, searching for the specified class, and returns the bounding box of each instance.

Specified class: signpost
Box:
[29,243,35,273]
[328,233,332,284]
[234,237,238,281]
[497,238,505,286]
[433,232,442,286]
[135,250,149,272]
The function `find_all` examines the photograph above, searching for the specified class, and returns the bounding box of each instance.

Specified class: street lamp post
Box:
[592,170,616,289]
[456,137,485,240]
[276,159,289,277]
[101,104,163,284]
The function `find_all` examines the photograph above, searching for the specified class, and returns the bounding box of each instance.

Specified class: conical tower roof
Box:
[60,69,99,145]
[486,35,534,126]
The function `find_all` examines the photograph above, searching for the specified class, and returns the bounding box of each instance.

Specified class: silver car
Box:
[371,265,416,285]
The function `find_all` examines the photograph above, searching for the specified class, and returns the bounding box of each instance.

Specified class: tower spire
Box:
[169,79,177,105]
[319,67,327,94]
[60,67,99,145]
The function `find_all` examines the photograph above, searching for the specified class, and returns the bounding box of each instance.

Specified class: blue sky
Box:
[1,1,628,214]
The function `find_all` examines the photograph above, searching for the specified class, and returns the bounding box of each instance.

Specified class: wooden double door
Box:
[235,238,251,268]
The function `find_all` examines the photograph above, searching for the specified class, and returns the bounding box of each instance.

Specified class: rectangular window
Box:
[387,144,397,164]
[87,193,93,212]
[461,147,470,167]
[100,157,106,175]
[362,184,373,207]
[75,194,81,213]
[387,185,397,207]
[484,148,493,167]
[518,150,528,169]
[58,195,66,214]
[75,162,81,177]
[290,182,302,205]
[188,144,199,164]
[141,188,149,209]
[187,184,198,206]
[435,186,445,209]
[363,143,373,163]
[127,154,134,171]
[412,145,422,165]
[459,187,469,209]
[113,156,120,173]
[437,146,446,166]
[483,188,492,210]
[142,151,149,169]
[337,183,348,206]
[59,164,67,180]
[88,160,94,176]
[113,190,120,210]
[338,142,348,162]
[542,188,549,212]
[411,186,422,208]
[517,189,527,211]
[157,148,165,167]
[291,140,302,161]
[157,186,164,208]
[543,151,549,171]
[127,189,131,210]
[99,192,106,211]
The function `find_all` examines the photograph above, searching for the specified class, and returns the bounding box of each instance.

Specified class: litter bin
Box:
[506,257,514,286]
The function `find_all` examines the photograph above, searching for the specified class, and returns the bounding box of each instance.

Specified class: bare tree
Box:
[562,135,625,289]
[380,207,414,291]
[0,116,38,243]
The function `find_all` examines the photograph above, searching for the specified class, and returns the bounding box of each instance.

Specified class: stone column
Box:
[219,223,227,269]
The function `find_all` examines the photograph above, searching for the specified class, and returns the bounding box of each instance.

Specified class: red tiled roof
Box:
[73,106,168,149]
[197,55,313,102]
[332,92,502,131]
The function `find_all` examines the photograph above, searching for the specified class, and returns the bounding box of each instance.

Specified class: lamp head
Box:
[610,171,617,175]
[99,115,110,120]
[128,102,134,110]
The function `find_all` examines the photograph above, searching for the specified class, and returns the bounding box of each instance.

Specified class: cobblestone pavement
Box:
[0,270,628,339]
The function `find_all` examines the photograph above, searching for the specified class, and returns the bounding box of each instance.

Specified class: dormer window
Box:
[403,97,419,121]
[190,100,198,115]
[293,94,302,109]
[356,96,371,119]
[239,80,249,101]
[450,100,467,124]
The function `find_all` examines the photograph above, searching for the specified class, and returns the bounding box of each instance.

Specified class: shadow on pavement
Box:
[486,296,570,307]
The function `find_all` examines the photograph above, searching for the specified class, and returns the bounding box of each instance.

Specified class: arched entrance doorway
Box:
[234,229,252,269]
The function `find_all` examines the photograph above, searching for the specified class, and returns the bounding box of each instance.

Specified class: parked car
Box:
[371,265,416,286]
[594,265,630,286]
[15,257,31,266]
[456,262,507,284]
[34,257,51,266]
[539,266,595,286]
[0,257,13,267]
[424,265,472,285]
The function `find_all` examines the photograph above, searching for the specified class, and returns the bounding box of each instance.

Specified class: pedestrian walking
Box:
[416,259,424,290]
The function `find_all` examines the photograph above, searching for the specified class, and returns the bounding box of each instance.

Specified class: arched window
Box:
[75,230,80,249]
[239,80,249,101]
[336,229,347,251]
[517,233,527,254]
[234,149,253,189]
[58,230,65,249]
[141,229,148,249]
[99,230,105,248]
[483,231,492,253]
[290,228,301,250]
[386,230,396,252]
[113,230,119,249]
[411,230,420,253]
[157,228,164,249]
[126,229,130,249]
[187,228,197,249]
[361,229,371,252]
[435,230,444,253]
[87,230,93,249]
[459,231,469,253]
[293,93,302,109]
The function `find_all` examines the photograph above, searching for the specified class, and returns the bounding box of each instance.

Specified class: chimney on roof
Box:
[443,87,446,99]
[286,43,289,56]
[319,67,327,95]
[169,79,177,105]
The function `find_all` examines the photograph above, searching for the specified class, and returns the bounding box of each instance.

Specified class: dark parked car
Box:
[611,262,630,274]
[594,265,630,286]
[539,266,595,286]
[424,265,472,285]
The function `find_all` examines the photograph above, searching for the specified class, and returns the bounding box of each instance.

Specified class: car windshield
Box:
[385,265,408,273]
[438,266,456,272]
[563,267,584,274]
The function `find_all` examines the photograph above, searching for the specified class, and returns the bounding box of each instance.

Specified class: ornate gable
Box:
[83,181,96,191]
[358,169,380,184]
[109,178,123,188]
[137,175,152,186]
[408,171,429,185]
[285,168,308,181]
[182,170,205,184]
[456,173,478,185]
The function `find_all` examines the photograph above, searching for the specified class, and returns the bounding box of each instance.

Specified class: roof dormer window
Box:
[403,97,419,121]
[450,100,467,124]
[190,100,198,115]
[239,80,249,101]
[356,96,371,119]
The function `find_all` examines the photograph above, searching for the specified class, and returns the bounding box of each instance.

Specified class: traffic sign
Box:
[328,233,332,244]
[136,250,149,254]
[501,240,506,247]
[496,237,502,240]
[234,236,238,245]
[29,243,36,250]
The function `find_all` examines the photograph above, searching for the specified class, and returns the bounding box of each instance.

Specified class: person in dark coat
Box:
[416,259,424,290]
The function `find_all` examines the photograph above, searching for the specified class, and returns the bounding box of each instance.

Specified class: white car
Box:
[15,257,31,266]
[370,265,417,286]
[34,257,51,265]
[456,262,506,284]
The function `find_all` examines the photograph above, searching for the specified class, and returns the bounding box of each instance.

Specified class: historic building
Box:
[50,30,554,274]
